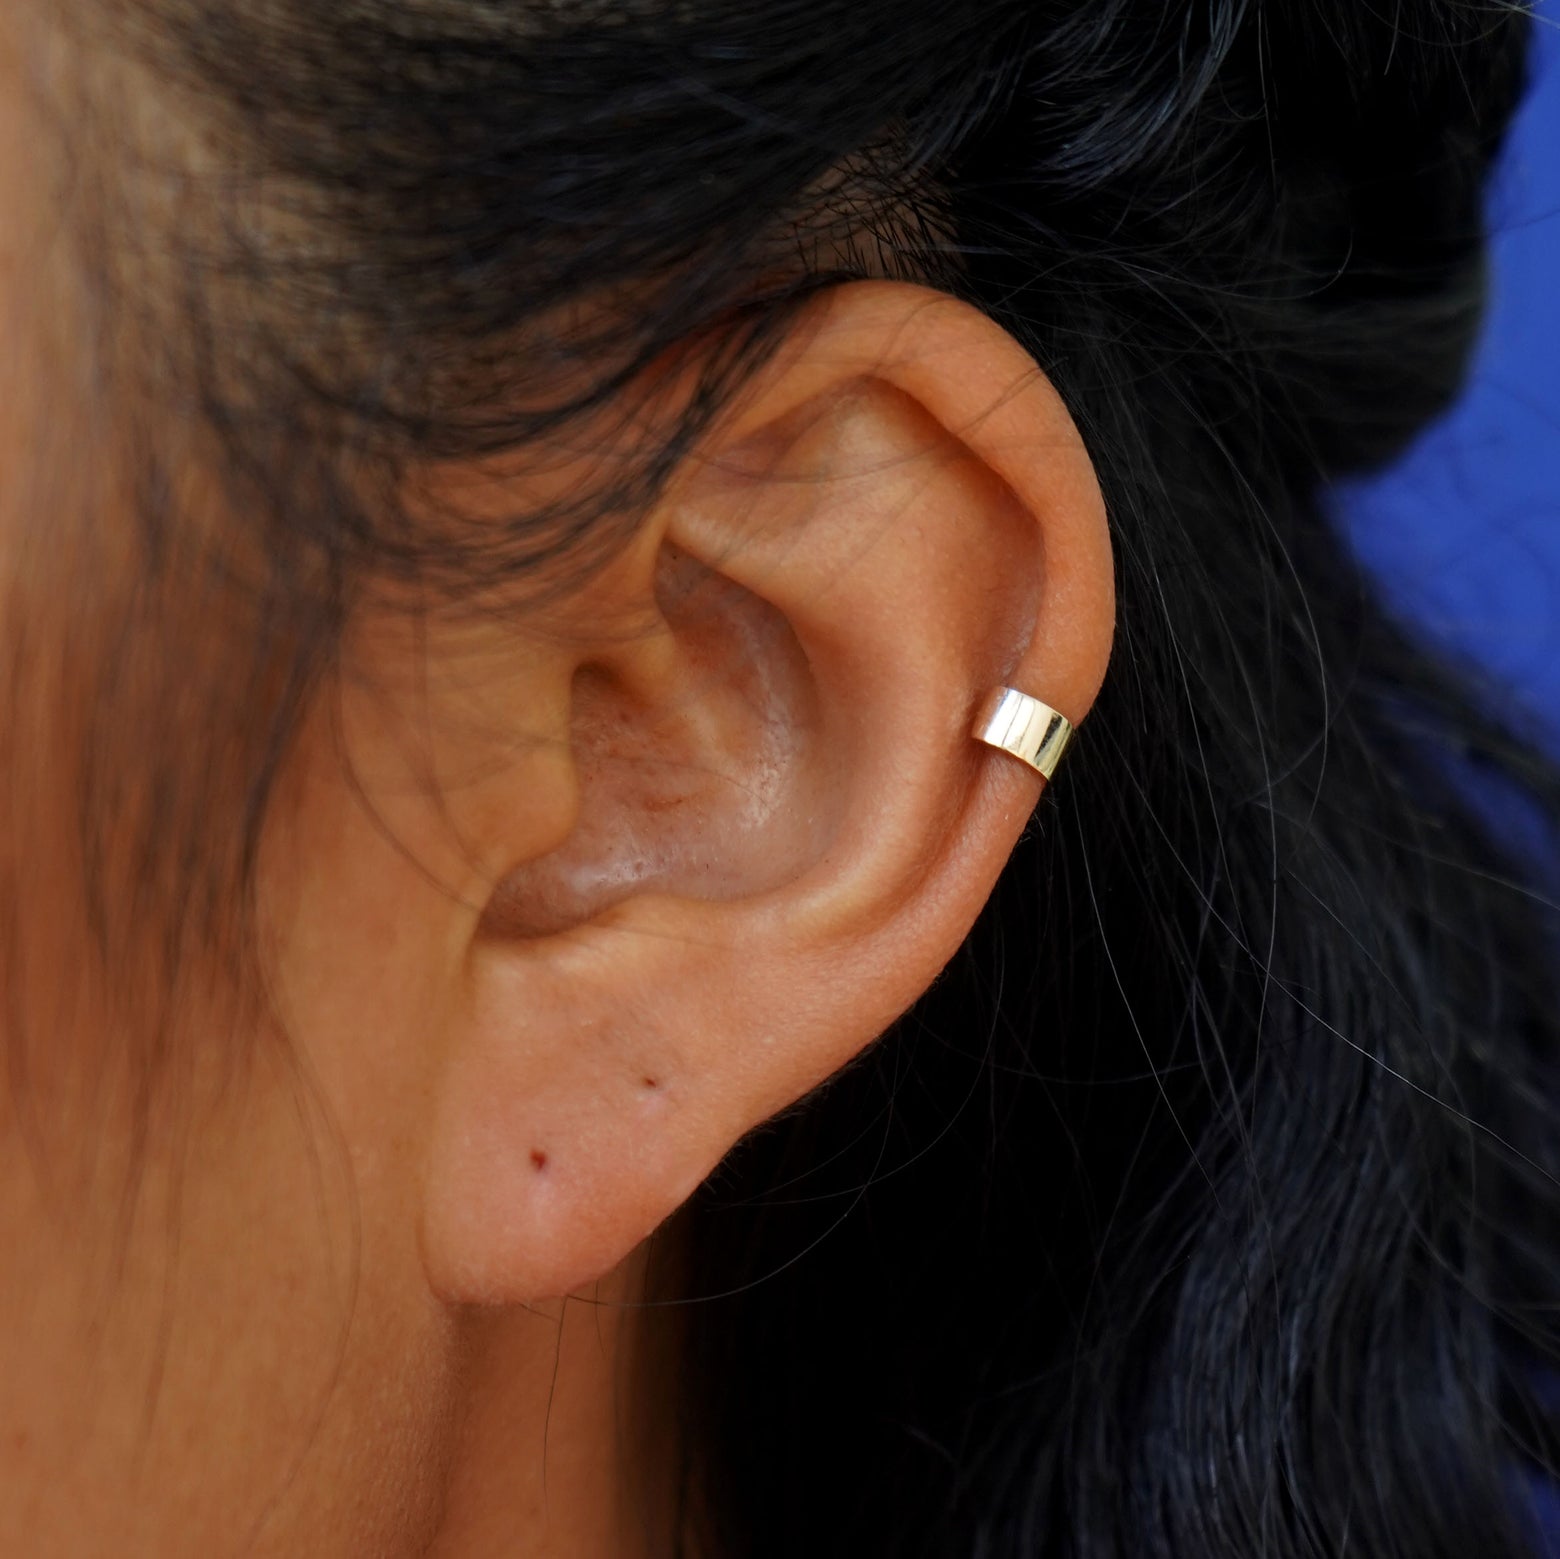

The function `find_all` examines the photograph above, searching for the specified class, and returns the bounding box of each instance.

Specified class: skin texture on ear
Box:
[404,282,1116,1303]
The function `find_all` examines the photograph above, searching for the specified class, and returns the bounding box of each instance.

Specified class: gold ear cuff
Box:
[972,686,1073,780]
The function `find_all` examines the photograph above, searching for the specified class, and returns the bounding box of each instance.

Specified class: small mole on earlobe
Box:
[529,1149,548,1171]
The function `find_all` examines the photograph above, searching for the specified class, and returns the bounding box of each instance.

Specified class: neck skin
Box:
[429,1252,685,1559]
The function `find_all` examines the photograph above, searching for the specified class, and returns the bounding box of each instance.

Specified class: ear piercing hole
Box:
[641,1076,660,1091]
[529,1149,548,1172]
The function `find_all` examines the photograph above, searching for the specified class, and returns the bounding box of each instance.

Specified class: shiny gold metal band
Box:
[972,687,1073,780]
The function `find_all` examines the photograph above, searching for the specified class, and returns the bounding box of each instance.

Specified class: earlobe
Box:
[417,282,1114,1305]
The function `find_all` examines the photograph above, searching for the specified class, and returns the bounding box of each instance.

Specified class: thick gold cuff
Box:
[972,687,1073,780]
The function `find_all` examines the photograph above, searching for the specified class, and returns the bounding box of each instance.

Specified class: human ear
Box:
[416,282,1115,1303]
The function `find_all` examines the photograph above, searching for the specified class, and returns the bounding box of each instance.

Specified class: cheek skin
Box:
[0,604,477,1552]
[0,524,470,1549]
[0,21,468,1555]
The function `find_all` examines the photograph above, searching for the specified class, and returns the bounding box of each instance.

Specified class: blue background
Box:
[1344,5,1560,741]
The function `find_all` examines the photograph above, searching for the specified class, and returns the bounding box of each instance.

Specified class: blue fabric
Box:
[1341,2,1560,742]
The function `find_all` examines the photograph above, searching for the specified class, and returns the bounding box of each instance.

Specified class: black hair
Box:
[56,0,1560,1553]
